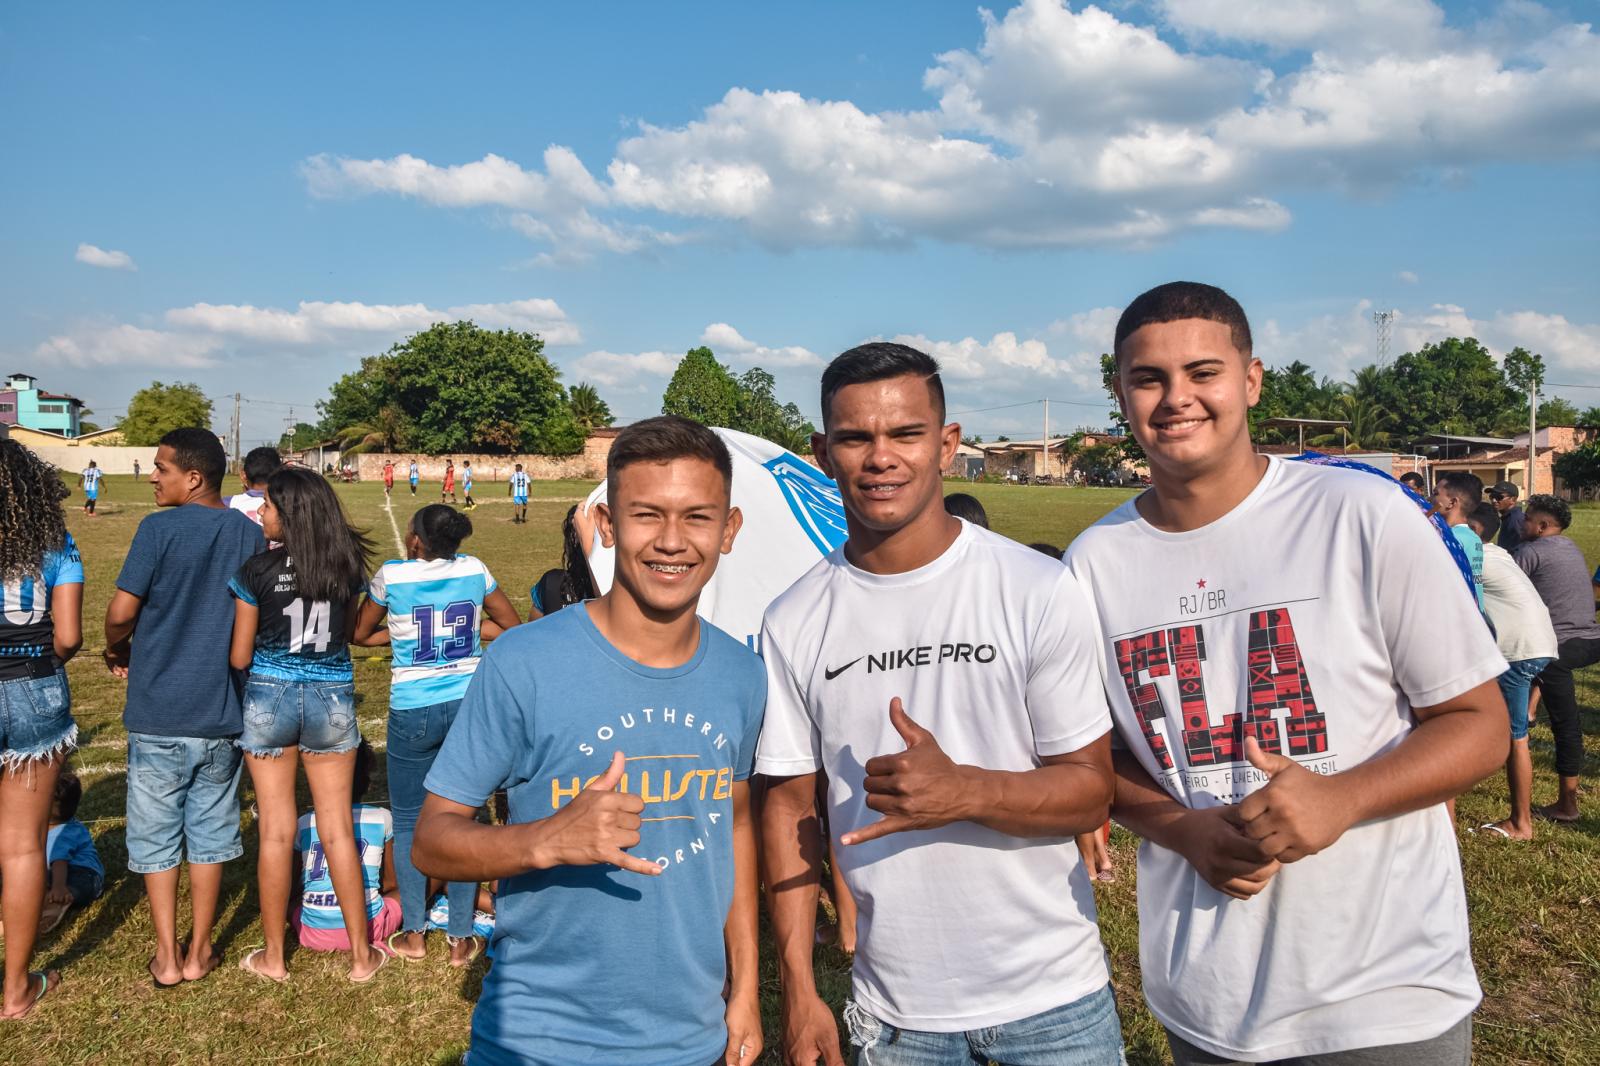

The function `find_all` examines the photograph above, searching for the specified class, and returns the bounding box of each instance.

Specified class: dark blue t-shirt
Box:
[425,605,766,1066]
[116,504,265,737]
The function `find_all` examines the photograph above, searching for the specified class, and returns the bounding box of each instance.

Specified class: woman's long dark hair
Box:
[561,505,597,602]
[411,504,472,559]
[266,466,374,602]
[0,440,70,581]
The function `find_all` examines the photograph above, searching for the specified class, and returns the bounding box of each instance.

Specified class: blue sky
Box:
[5,0,1598,445]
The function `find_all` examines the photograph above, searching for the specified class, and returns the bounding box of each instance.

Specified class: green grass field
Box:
[2,475,1596,1065]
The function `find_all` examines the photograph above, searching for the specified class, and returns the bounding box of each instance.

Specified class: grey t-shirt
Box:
[1514,534,1600,642]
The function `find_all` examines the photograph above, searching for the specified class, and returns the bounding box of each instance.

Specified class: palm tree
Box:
[568,382,614,432]
[334,405,410,454]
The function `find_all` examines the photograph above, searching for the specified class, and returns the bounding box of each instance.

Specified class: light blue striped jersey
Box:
[368,554,498,709]
[509,471,530,498]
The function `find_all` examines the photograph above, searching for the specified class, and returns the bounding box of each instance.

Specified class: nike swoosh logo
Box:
[824,657,863,681]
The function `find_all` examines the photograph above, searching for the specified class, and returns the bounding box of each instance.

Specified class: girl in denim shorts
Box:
[227,465,385,984]
[0,439,84,1017]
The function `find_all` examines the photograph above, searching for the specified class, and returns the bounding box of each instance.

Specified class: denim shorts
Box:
[125,732,244,873]
[1497,656,1552,741]
[0,667,77,770]
[239,676,359,758]
[847,982,1125,1065]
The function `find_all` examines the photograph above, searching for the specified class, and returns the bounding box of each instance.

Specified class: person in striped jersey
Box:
[507,464,531,524]
[353,505,522,965]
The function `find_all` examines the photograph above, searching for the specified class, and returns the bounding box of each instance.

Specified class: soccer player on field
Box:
[508,464,530,524]
[1063,282,1508,1065]
[78,460,104,516]
[412,416,766,1066]
[461,461,476,511]
[382,459,395,499]
[759,343,1121,1065]
[442,460,456,505]
[408,459,419,497]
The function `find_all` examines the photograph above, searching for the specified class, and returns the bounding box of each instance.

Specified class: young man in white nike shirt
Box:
[758,342,1121,1066]
[1064,282,1508,1065]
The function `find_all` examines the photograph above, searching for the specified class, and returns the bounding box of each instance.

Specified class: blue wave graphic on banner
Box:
[762,455,849,555]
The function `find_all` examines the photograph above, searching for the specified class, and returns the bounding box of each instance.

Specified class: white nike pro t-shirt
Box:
[1063,457,1506,1061]
[755,520,1113,1031]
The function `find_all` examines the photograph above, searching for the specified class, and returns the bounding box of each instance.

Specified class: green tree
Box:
[734,368,816,453]
[278,421,321,452]
[1539,396,1580,426]
[316,321,583,455]
[961,434,984,446]
[119,381,214,446]
[1372,337,1522,441]
[1553,441,1600,497]
[334,405,413,455]
[1099,353,1147,462]
[661,347,742,427]
[568,383,614,432]
[1578,406,1600,427]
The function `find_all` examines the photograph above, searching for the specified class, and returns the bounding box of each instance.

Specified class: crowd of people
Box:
[0,281,1591,1066]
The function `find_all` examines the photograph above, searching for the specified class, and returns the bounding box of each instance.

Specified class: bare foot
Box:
[148,954,184,988]
[1535,804,1580,824]
[1476,819,1534,841]
[180,941,223,983]
[448,935,482,968]
[349,949,386,983]
[388,930,426,960]
[0,970,60,1019]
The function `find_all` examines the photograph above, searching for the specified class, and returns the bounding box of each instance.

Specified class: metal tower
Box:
[1373,309,1396,365]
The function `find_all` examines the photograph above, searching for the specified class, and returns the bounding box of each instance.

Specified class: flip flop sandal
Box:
[237,948,290,984]
[385,930,425,961]
[2,971,58,1020]
[447,934,483,967]
[1474,822,1516,839]
[349,947,389,985]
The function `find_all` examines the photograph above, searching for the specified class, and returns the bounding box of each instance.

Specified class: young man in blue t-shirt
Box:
[104,428,265,988]
[414,416,766,1066]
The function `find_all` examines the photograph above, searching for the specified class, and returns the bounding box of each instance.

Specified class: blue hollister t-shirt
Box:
[1450,523,1486,609]
[116,504,266,737]
[424,604,766,1066]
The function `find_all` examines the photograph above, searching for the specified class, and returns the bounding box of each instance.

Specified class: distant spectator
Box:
[531,504,597,615]
[1467,502,1557,841]
[41,769,103,934]
[1489,481,1526,552]
[1399,471,1426,494]
[1432,472,1485,609]
[227,446,282,530]
[1515,494,1600,824]
[943,492,990,529]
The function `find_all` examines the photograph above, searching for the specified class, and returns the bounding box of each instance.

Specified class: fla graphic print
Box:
[555,703,738,872]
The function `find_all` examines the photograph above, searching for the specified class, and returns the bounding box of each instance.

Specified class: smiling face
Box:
[1113,318,1263,481]
[595,456,741,619]
[815,373,959,536]
[259,489,284,541]
[149,445,204,506]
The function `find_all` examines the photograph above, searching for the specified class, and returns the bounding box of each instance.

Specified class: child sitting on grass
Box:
[41,770,103,934]
[289,742,401,954]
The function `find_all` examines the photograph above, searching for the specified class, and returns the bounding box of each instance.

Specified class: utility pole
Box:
[1042,399,1050,482]
[232,393,242,471]
[1528,381,1538,497]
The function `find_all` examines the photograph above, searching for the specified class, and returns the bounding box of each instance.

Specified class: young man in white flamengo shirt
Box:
[758,342,1121,1066]
[1063,282,1509,1066]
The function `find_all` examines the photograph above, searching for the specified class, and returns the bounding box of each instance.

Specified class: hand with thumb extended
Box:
[842,698,964,846]
[534,751,662,876]
[1236,733,1351,863]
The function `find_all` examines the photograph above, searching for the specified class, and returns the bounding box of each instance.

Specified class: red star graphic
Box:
[1196,579,1207,588]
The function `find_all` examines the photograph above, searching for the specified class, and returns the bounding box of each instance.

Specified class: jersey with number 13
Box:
[366,554,498,709]
[228,548,359,682]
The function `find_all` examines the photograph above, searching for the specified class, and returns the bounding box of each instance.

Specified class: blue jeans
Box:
[239,675,360,757]
[125,732,244,873]
[0,667,76,769]
[1497,657,1552,741]
[387,699,474,937]
[848,983,1125,1065]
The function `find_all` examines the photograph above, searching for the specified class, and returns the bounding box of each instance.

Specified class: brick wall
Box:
[355,431,617,482]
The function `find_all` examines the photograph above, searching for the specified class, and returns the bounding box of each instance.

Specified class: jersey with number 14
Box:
[228,548,357,682]
[367,555,498,709]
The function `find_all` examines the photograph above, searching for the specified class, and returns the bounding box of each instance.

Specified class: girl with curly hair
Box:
[0,439,84,1018]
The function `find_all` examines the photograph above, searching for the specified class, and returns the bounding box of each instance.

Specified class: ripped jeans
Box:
[846,983,1125,1066]
[238,676,360,758]
[0,666,76,770]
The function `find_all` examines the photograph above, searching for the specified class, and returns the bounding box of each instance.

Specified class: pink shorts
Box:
[291,895,401,952]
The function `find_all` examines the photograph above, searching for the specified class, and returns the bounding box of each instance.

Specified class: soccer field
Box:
[6,475,1597,1065]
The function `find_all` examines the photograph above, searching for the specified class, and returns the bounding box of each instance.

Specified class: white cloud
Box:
[887,330,1102,392]
[1398,270,1420,284]
[165,296,580,346]
[75,243,137,271]
[300,0,1600,255]
[569,349,682,389]
[700,322,820,367]
[34,324,220,368]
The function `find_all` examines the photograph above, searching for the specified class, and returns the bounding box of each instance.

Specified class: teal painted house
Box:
[1,372,84,438]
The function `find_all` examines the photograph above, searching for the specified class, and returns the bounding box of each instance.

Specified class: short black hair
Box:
[158,427,227,489]
[606,415,732,498]
[1399,472,1426,491]
[943,493,989,529]
[242,446,281,487]
[1525,493,1572,530]
[1437,471,1484,501]
[1114,281,1253,361]
[1028,542,1063,559]
[1470,502,1502,542]
[54,769,83,821]
[821,342,945,426]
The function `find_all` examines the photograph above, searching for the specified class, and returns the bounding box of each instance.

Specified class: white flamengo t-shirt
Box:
[755,520,1113,1031]
[1063,456,1506,1061]
[1481,542,1557,663]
